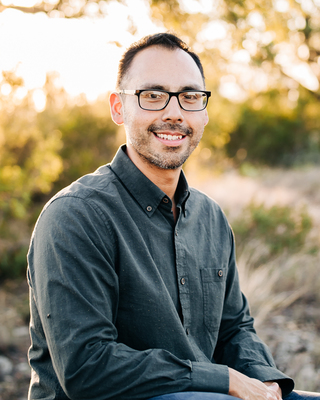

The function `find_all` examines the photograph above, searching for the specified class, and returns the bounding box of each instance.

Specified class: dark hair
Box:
[116,32,205,89]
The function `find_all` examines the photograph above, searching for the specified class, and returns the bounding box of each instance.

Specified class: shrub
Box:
[226,90,320,166]
[232,203,313,259]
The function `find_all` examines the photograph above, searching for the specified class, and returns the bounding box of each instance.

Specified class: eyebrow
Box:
[139,83,204,91]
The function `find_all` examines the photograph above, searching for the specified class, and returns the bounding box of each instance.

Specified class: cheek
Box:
[124,106,154,126]
[187,111,208,128]
[190,116,207,134]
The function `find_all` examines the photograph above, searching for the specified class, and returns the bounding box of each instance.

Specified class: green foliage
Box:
[50,102,118,191]
[0,245,29,280]
[0,73,63,221]
[0,73,119,280]
[226,91,320,166]
[232,202,313,257]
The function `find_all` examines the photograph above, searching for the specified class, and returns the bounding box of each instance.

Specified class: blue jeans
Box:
[287,391,320,400]
[148,391,320,400]
[149,394,238,400]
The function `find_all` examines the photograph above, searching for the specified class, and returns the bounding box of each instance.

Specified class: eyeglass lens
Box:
[139,90,207,111]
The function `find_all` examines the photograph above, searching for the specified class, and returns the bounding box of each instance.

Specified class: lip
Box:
[153,131,187,146]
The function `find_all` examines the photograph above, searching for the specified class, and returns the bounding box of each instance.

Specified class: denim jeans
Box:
[148,391,320,400]
[286,391,320,400]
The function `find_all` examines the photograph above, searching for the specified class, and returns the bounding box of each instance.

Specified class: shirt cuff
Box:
[242,364,295,397]
[189,362,230,394]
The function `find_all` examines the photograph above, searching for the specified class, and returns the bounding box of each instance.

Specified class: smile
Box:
[155,133,184,141]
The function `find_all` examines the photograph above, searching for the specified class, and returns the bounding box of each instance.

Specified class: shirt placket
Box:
[174,212,191,336]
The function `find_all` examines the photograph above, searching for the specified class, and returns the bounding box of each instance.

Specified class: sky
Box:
[0,0,162,104]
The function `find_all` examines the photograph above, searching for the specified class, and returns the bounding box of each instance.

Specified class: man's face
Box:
[118,46,209,170]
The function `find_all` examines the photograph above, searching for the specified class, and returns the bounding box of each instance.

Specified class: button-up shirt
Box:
[27,145,294,400]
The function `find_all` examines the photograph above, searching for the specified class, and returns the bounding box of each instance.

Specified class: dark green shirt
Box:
[27,145,294,400]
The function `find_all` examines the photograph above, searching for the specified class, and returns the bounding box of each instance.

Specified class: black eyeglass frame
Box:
[119,89,211,112]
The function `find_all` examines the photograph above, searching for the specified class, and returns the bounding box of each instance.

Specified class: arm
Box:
[229,368,282,400]
[28,196,229,400]
[214,229,294,398]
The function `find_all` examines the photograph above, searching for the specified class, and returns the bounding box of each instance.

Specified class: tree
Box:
[2,0,320,167]
[0,71,119,278]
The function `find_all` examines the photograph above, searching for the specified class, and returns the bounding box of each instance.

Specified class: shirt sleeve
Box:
[28,196,229,400]
[213,227,294,397]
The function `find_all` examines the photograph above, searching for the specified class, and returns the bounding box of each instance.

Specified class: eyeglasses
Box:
[119,89,211,112]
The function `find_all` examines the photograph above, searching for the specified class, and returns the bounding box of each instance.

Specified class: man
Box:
[27,32,311,400]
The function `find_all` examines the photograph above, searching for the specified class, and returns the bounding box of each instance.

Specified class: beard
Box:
[128,122,201,170]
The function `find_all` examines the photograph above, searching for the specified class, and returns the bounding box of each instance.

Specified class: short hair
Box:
[116,32,205,90]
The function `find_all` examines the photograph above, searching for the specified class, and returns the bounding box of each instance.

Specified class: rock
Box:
[0,356,13,377]
[16,362,30,377]
[12,326,29,338]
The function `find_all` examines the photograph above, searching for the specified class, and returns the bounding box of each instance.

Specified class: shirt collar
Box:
[109,145,190,217]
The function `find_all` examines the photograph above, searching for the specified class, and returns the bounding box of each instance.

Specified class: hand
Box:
[228,368,283,400]
[264,381,282,398]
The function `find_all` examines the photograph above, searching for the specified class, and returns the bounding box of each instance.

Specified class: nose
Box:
[161,95,184,123]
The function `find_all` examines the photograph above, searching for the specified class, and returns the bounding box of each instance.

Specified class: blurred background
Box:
[0,0,320,398]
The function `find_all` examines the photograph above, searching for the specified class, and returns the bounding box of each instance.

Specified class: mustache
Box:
[148,123,193,136]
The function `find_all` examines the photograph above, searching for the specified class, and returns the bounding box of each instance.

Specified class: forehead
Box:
[124,46,204,90]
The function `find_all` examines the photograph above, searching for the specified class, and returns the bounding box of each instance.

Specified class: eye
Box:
[180,92,202,102]
[141,91,167,101]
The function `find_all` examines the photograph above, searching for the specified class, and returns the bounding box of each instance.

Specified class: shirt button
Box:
[146,206,152,212]
[186,328,190,335]
[218,269,223,277]
[175,231,178,236]
[163,197,169,203]
[180,278,186,285]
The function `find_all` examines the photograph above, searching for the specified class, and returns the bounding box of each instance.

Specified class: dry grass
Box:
[236,242,320,327]
[189,164,320,391]
[188,165,320,326]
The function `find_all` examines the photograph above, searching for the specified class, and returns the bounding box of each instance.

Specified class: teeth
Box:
[156,133,183,140]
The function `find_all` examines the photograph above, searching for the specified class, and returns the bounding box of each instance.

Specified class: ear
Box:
[204,109,209,126]
[109,92,124,125]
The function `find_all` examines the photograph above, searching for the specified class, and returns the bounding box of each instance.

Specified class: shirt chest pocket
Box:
[200,268,226,332]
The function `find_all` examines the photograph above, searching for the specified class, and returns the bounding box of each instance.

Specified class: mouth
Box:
[153,131,187,146]
[154,132,184,141]
[148,123,192,147]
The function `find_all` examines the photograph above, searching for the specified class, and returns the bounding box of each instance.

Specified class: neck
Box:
[125,145,181,202]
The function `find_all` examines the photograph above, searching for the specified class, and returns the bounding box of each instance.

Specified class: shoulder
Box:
[41,164,123,215]
[48,164,116,205]
[33,165,119,236]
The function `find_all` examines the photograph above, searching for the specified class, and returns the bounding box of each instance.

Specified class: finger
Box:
[267,385,282,400]
[266,390,280,400]
[268,382,279,392]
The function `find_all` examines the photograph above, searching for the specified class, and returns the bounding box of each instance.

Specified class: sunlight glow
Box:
[178,0,215,14]
[1,0,40,5]
[274,42,319,91]
[287,15,306,30]
[273,0,290,13]
[1,0,319,104]
[283,63,319,91]
[0,83,12,96]
[231,49,251,64]
[0,1,161,100]
[247,11,265,31]
[219,81,247,103]
[297,44,310,60]
[197,20,227,43]
[32,89,47,112]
